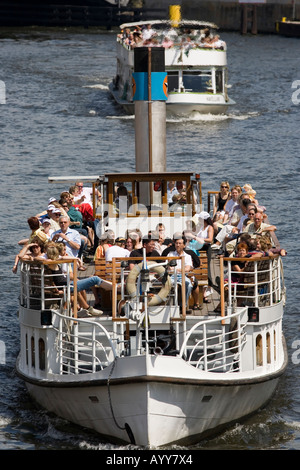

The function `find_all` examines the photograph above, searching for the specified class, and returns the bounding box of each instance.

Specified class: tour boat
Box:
[109,19,235,116]
[16,170,287,447]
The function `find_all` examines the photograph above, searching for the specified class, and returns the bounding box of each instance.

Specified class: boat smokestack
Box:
[169,4,181,27]
[133,47,168,174]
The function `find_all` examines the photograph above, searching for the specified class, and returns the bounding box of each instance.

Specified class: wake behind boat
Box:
[109,18,235,116]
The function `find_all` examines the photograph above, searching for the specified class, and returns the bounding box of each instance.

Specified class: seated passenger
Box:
[94,230,115,260]
[133,31,143,47]
[257,235,287,257]
[211,196,252,251]
[142,24,156,41]
[231,242,251,283]
[18,216,45,246]
[41,218,53,240]
[125,232,139,253]
[167,181,179,204]
[195,211,214,251]
[105,237,130,262]
[167,236,193,307]
[46,244,114,316]
[129,236,161,269]
[124,32,135,47]
[244,212,276,239]
[214,185,242,233]
[162,36,174,48]
[213,181,230,221]
[13,233,48,273]
[115,185,132,213]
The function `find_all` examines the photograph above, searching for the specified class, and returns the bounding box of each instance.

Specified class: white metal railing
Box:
[226,256,283,309]
[20,260,73,313]
[53,312,117,375]
[179,310,247,372]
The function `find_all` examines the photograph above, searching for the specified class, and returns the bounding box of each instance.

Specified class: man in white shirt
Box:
[167,181,179,204]
[73,180,93,208]
[105,237,130,262]
[167,236,193,307]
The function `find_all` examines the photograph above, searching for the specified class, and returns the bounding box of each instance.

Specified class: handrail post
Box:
[254,261,258,307]
[181,255,186,318]
[73,260,78,318]
[220,256,225,323]
[112,257,117,319]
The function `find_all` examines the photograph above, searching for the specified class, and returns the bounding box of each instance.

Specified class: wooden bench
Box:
[94,258,124,310]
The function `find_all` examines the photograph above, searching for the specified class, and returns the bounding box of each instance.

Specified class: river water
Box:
[0,28,299,451]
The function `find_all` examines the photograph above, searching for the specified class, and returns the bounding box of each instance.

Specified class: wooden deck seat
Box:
[94,258,123,310]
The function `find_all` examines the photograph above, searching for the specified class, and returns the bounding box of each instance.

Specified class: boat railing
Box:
[224,255,284,310]
[19,258,78,315]
[52,311,117,375]
[179,310,247,372]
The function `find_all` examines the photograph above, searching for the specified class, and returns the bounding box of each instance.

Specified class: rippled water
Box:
[0,28,299,450]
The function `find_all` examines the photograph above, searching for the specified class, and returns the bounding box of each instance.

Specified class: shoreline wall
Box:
[0,0,298,32]
[143,0,300,34]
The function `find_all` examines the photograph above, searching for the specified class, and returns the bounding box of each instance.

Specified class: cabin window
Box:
[256,334,263,366]
[115,182,133,214]
[25,333,29,365]
[167,72,179,92]
[39,338,45,370]
[266,332,271,363]
[215,70,223,93]
[182,71,212,93]
[31,336,35,368]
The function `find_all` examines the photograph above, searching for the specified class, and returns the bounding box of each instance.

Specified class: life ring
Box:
[126,262,172,307]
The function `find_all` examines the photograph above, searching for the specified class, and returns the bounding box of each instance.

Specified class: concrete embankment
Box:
[144,0,300,34]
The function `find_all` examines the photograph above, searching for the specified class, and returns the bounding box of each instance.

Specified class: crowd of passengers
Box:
[118,23,226,50]
[13,180,286,316]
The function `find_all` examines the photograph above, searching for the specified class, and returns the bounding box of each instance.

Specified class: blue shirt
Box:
[51,228,81,257]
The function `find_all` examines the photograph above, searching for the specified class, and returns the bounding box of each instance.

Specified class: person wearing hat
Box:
[13,234,47,273]
[41,218,53,239]
[194,211,214,251]
[105,236,130,262]
[48,207,62,232]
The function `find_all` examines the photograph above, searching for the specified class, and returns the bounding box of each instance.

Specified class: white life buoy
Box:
[126,262,172,307]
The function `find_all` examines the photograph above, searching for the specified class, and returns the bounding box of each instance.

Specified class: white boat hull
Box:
[109,83,234,117]
[19,352,287,447]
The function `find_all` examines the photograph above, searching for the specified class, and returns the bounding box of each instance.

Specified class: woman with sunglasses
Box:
[213,181,231,226]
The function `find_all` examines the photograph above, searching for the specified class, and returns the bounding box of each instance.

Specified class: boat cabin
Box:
[94,171,202,238]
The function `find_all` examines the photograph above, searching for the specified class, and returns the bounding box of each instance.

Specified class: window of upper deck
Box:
[114,182,133,213]
[215,70,223,93]
[182,71,212,93]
